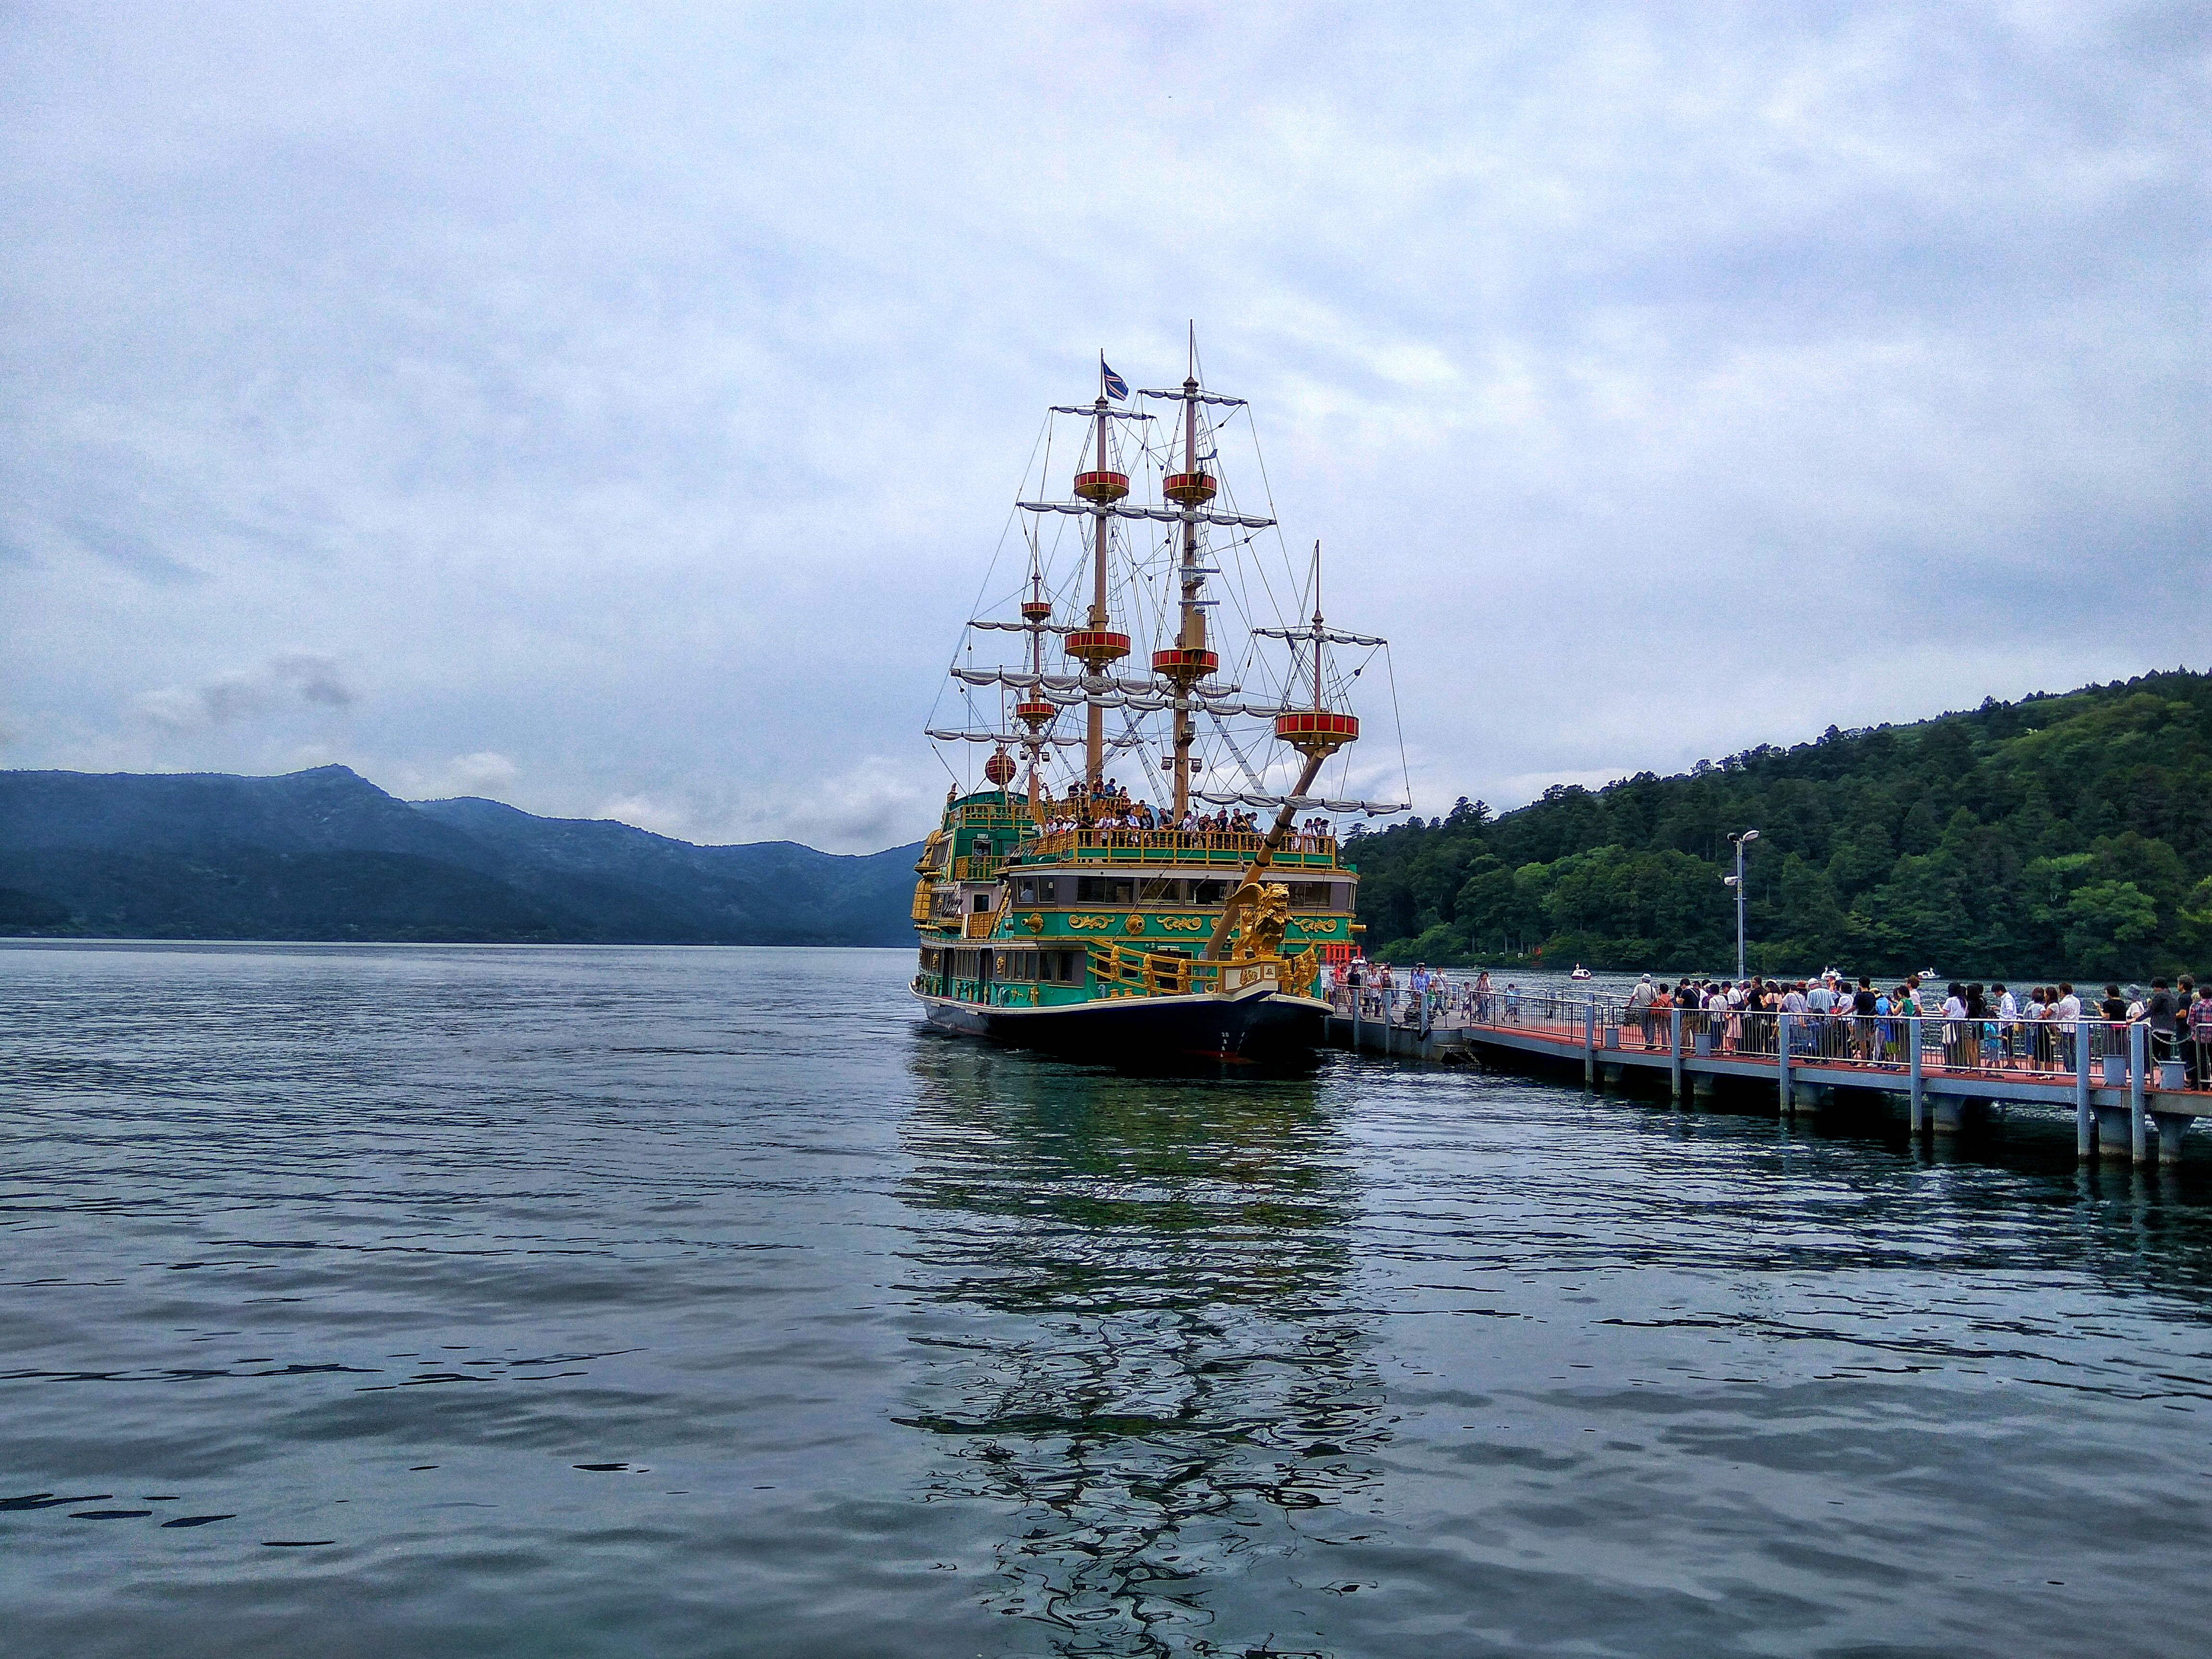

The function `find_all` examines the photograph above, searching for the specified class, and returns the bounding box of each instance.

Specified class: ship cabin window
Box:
[974,836,992,858]
[1190,879,1229,905]
[1284,881,1344,908]
[946,948,991,982]
[1076,877,1134,905]
[972,892,992,913]
[919,948,942,973]
[990,949,1083,983]
[1015,876,1061,905]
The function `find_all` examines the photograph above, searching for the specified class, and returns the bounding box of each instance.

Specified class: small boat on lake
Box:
[912,337,1405,1069]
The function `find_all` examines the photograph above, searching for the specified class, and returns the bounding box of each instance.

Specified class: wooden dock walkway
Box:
[1324,1000,2209,1166]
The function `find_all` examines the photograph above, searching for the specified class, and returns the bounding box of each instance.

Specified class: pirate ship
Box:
[913,338,1405,1067]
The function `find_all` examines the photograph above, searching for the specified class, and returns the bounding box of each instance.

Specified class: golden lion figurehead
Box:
[1228,880,1293,962]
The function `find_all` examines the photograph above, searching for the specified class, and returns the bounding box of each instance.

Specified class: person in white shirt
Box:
[2056,983,2082,1071]
[1942,985,1969,1068]
[1780,981,1809,1057]
[1995,983,2021,1068]
[1804,979,1836,1059]
[1628,974,1656,1048]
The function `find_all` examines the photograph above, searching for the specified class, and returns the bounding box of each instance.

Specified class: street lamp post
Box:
[1726,829,1760,979]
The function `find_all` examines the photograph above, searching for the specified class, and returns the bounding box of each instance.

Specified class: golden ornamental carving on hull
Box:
[1159,915,1206,932]
[1022,913,1043,934]
[1302,916,1342,935]
[1124,915,1144,935]
[1066,914,1116,930]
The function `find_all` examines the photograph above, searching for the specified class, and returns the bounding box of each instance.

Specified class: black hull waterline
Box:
[917,986,1327,1070]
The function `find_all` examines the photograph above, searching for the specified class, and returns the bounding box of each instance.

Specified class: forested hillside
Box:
[1345,670,2212,980]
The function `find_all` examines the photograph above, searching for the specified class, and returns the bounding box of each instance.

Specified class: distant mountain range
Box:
[0,765,924,945]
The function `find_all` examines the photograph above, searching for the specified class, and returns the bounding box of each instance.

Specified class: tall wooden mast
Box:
[1087,388,1110,789]
[1066,355,1134,812]
[1014,556,1056,818]
[1154,323,1222,823]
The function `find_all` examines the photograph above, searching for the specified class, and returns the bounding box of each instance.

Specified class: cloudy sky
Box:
[4,3,2205,851]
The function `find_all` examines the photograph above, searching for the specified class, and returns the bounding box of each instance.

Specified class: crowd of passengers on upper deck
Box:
[1031,779,1335,846]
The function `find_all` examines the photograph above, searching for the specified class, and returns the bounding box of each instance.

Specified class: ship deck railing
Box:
[1015,829,1339,866]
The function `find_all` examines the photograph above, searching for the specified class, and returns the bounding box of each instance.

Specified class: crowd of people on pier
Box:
[1322,962,2212,1085]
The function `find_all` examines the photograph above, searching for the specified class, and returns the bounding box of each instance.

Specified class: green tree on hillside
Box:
[1345,670,2212,978]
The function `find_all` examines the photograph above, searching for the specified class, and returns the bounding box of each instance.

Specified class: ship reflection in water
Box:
[899,1038,1384,1652]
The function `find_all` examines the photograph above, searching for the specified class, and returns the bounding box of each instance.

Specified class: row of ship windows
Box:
[920,947,1086,984]
[1010,876,1350,908]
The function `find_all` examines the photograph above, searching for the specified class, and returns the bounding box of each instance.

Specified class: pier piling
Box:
[2130,1023,2149,1165]
[1778,1013,1794,1116]
[2075,1033,2092,1159]
[1908,1017,1924,1134]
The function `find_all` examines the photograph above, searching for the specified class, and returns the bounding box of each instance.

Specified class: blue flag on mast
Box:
[1101,360,1129,401]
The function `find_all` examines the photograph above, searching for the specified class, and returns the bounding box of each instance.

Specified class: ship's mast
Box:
[1310,541,1325,711]
[1026,561,1046,818]
[1057,358,1137,821]
[1155,323,1223,824]
[1087,379,1110,793]
[1173,329,1203,819]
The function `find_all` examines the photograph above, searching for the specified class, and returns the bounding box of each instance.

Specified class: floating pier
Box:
[1325,996,2208,1165]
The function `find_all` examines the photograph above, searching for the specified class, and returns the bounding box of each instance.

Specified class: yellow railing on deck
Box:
[1021,830,1338,865]
[1081,940,1322,999]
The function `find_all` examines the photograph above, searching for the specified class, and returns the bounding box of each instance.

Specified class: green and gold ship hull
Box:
[909,789,1355,1070]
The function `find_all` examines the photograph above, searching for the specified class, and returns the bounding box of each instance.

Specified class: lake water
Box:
[3,942,2209,1657]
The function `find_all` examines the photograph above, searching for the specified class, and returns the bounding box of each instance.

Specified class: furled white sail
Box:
[1017,501,1276,529]
[1193,791,1409,814]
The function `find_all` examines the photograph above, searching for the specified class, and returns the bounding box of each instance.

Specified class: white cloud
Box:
[2,3,2204,842]
[595,757,932,853]
[130,653,358,733]
[595,792,701,841]
[741,757,935,853]
[396,749,521,800]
